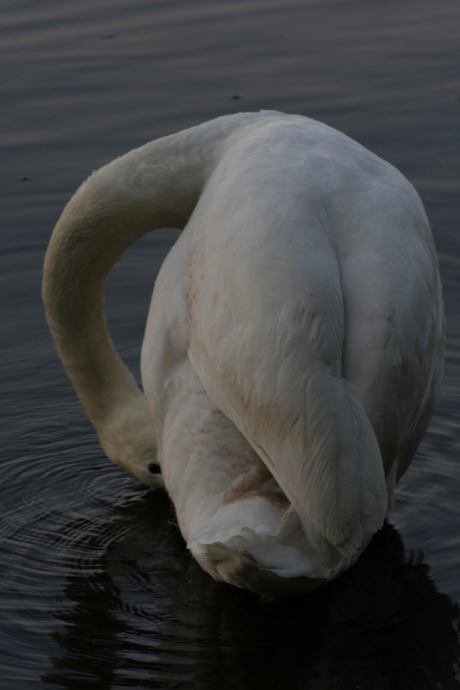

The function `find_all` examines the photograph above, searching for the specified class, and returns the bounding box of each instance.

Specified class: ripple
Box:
[38,515,460,690]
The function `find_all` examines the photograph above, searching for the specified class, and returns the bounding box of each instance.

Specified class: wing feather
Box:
[185,117,442,561]
[187,141,388,557]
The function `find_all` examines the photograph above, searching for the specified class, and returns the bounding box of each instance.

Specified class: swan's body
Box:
[43,112,444,597]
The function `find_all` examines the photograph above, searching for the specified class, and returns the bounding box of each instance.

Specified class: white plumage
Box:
[43,112,444,597]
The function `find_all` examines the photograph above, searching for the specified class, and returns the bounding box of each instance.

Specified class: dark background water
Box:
[1,0,460,687]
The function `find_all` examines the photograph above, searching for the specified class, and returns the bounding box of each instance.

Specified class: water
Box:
[1,0,459,687]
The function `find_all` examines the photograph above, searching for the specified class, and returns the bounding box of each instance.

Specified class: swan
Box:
[43,111,444,597]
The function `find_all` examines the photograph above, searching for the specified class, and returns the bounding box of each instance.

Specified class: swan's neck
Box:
[42,124,218,481]
[43,113,278,482]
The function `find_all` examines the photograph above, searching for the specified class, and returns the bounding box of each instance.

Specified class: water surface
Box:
[1,0,460,687]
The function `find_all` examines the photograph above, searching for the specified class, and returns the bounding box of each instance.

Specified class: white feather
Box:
[43,111,444,597]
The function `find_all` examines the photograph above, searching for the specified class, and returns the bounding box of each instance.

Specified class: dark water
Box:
[1,0,460,687]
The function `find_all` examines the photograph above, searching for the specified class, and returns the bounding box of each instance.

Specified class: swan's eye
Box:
[148,463,161,475]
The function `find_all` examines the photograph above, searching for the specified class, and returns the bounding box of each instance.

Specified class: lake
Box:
[1,0,459,687]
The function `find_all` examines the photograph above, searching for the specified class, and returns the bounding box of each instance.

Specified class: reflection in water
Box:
[43,490,460,689]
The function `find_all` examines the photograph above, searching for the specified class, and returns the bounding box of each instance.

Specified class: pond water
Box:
[1,0,460,687]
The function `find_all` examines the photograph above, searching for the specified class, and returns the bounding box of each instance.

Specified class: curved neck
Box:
[42,113,273,479]
[43,138,203,426]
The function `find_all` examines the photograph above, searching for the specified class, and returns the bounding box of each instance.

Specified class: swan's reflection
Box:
[43,489,460,689]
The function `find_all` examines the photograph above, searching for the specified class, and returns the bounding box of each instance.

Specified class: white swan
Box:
[43,111,444,597]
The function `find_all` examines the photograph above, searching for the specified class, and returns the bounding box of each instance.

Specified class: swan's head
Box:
[96,394,163,489]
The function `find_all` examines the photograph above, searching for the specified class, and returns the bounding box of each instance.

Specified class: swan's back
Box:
[44,112,444,597]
